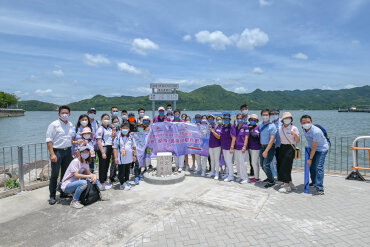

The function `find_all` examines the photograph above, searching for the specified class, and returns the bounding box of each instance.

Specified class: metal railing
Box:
[0,143,51,196]
[292,137,369,176]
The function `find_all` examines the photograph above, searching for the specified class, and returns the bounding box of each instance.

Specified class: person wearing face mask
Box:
[193,114,208,176]
[128,112,137,132]
[111,106,119,119]
[278,112,300,193]
[141,116,153,172]
[61,145,98,209]
[79,127,96,172]
[172,109,185,172]
[87,108,100,171]
[184,115,193,171]
[181,113,187,121]
[300,115,329,196]
[121,110,129,123]
[248,114,261,182]
[154,106,170,123]
[259,109,277,188]
[208,115,222,179]
[166,104,174,121]
[109,116,120,183]
[96,114,113,191]
[231,114,250,184]
[113,123,137,191]
[46,105,75,205]
[72,114,92,157]
[270,109,282,182]
[240,104,249,124]
[137,108,145,124]
[220,113,234,182]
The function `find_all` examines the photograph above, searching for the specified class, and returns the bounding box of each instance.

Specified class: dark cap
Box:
[88,107,96,113]
[128,112,135,116]
[270,109,280,114]
[195,114,202,118]
[223,113,231,119]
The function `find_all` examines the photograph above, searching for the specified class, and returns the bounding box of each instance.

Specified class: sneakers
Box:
[309,182,316,187]
[173,167,179,172]
[98,183,106,191]
[188,165,194,171]
[49,197,56,205]
[262,178,269,182]
[290,183,297,190]
[250,178,259,183]
[178,167,183,172]
[70,200,84,209]
[134,177,140,185]
[207,172,215,178]
[104,182,112,190]
[240,179,251,184]
[201,171,206,177]
[278,185,292,193]
[125,181,132,188]
[235,178,242,183]
[313,190,325,196]
[224,177,234,182]
[139,176,144,181]
[123,183,130,191]
[214,173,219,180]
[264,181,275,188]
[222,173,229,179]
[194,170,202,175]
[119,184,125,190]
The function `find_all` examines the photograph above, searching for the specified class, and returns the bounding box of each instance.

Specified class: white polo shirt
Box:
[113,134,135,164]
[96,125,113,146]
[45,119,75,149]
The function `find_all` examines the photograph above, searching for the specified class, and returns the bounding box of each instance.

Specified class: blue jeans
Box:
[310,151,328,191]
[63,180,87,201]
[260,145,276,183]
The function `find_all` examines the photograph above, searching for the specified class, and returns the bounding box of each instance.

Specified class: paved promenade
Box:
[0,170,370,247]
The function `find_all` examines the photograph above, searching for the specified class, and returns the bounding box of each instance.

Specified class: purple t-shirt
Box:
[209,124,222,148]
[231,124,250,150]
[248,125,261,150]
[154,115,170,123]
[220,124,233,150]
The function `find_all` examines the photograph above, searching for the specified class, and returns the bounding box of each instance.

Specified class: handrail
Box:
[351,136,370,168]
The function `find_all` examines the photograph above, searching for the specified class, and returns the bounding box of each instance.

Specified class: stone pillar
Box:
[156,152,173,176]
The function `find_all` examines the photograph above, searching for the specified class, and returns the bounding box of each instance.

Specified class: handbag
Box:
[282,128,301,160]
[79,180,102,206]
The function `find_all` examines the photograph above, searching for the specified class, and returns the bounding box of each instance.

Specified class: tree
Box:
[0,92,18,108]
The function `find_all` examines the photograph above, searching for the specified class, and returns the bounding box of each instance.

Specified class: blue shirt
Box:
[303,125,329,152]
[259,121,277,145]
[273,120,282,148]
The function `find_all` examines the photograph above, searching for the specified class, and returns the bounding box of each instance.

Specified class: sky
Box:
[0,0,369,104]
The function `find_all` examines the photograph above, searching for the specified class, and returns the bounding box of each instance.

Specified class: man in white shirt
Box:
[46,105,75,205]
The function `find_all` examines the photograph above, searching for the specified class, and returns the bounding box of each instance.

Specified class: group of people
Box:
[46,104,329,208]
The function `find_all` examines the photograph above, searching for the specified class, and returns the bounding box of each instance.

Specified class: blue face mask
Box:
[237,119,243,125]
[121,129,129,135]
[174,114,180,119]
[166,110,173,115]
[249,120,256,126]
[208,119,214,124]
[159,111,165,116]
[244,118,249,123]
[138,127,144,132]
[195,118,201,123]
[112,112,119,117]
[143,120,150,125]
[113,122,120,128]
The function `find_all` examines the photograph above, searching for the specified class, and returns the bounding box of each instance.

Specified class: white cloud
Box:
[183,34,192,41]
[117,62,142,75]
[234,87,248,93]
[292,52,308,60]
[252,67,264,74]
[131,38,159,55]
[195,30,232,50]
[321,85,333,90]
[52,69,64,77]
[236,28,269,50]
[83,53,111,67]
[344,84,356,89]
[194,28,268,50]
[259,0,271,6]
[35,89,53,95]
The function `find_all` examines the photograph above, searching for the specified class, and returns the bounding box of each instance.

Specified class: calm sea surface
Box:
[1,110,369,147]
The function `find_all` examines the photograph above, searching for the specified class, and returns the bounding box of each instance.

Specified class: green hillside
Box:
[17,84,370,111]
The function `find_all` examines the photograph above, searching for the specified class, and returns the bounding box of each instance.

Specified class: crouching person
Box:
[113,123,137,191]
[61,145,98,209]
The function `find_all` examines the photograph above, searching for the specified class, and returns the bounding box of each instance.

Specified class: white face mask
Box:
[242,110,248,115]
[80,120,88,127]
[83,134,91,139]
[60,114,69,121]
[186,120,191,123]
[302,123,312,130]
[139,113,144,118]
[103,119,110,125]
[262,116,270,122]
[81,153,90,160]
[283,118,292,125]
[272,115,279,121]
[122,115,128,120]
[88,113,96,119]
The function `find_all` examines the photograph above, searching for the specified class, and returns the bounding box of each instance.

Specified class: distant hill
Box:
[18,84,370,111]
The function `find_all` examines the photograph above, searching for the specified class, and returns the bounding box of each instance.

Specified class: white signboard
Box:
[150,83,179,89]
[156,88,174,93]
[149,94,178,101]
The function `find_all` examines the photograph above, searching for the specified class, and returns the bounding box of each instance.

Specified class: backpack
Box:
[314,124,331,146]
[79,180,102,206]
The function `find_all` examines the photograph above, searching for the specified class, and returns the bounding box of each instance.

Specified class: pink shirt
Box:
[279,124,299,145]
[61,158,90,191]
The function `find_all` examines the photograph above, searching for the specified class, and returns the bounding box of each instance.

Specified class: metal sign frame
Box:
[149,83,179,119]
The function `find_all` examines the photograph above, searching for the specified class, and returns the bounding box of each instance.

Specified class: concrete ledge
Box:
[143,171,185,185]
